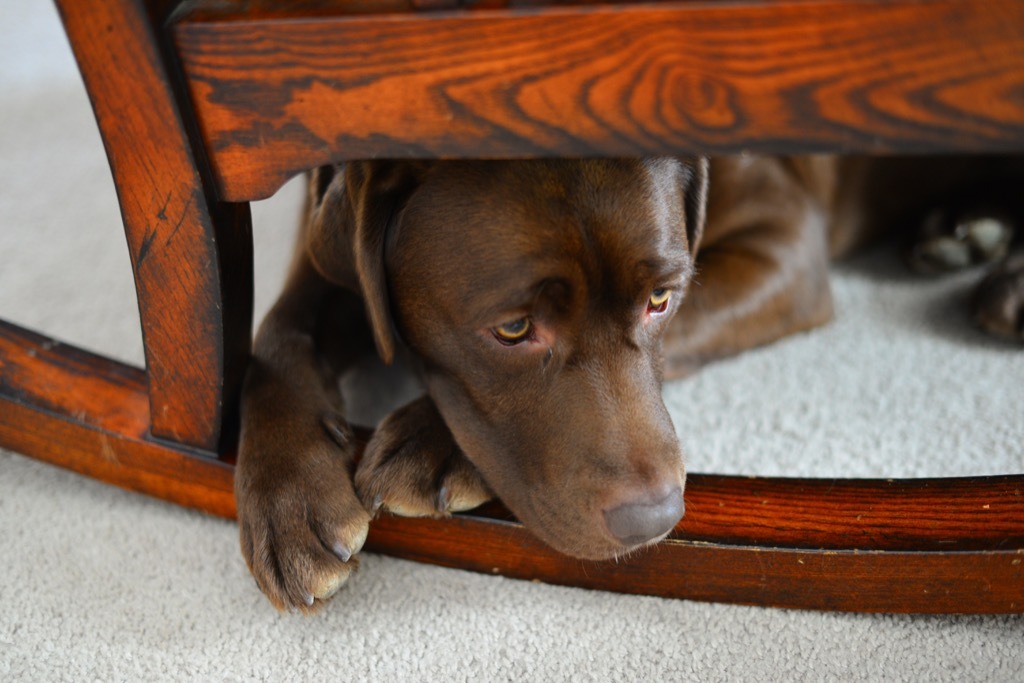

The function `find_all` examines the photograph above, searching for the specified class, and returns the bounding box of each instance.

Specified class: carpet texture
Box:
[1,2,1021,680]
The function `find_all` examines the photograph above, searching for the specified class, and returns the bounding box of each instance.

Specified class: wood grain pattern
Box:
[173,0,1024,201]
[3,320,1021,612]
[0,321,236,517]
[55,0,253,451]
[366,513,1024,614]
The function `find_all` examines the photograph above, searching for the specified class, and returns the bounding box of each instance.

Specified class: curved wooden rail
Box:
[2,320,1021,613]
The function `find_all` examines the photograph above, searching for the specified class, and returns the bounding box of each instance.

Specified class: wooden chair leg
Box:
[54,0,252,453]
[1,0,247,514]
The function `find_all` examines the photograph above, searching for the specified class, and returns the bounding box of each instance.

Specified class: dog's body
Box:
[236,155,1023,611]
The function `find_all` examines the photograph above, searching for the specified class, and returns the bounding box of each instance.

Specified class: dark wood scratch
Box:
[156,191,171,221]
[164,193,194,249]
[136,227,158,267]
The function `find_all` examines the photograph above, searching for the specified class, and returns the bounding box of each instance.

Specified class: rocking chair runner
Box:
[2,0,1023,613]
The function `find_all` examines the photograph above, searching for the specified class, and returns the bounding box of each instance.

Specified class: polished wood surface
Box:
[368,510,1024,614]
[55,0,253,451]
[0,320,236,517]
[0,0,1021,613]
[173,0,1024,200]
[4,319,1022,613]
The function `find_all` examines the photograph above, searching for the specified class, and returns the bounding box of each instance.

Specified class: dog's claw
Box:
[436,485,450,514]
[371,494,384,514]
[331,541,353,563]
[321,413,353,449]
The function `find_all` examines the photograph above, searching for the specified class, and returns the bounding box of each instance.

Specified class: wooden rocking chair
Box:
[1,0,1022,613]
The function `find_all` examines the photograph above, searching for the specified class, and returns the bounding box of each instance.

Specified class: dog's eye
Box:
[648,288,671,313]
[493,317,532,344]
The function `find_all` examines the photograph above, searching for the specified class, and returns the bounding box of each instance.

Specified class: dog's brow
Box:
[636,255,692,286]
[469,265,575,324]
[464,271,552,321]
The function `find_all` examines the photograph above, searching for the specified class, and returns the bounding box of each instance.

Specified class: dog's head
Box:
[318,158,708,560]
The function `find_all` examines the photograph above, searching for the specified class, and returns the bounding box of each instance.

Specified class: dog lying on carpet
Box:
[235,155,1023,611]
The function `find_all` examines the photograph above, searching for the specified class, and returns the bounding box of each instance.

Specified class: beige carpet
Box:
[1,2,1022,680]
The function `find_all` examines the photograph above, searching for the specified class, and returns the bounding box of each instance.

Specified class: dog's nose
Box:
[603,486,684,547]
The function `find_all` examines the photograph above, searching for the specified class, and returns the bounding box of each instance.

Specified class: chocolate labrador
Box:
[235,155,1023,611]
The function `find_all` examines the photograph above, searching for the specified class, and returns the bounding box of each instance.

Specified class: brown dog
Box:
[235,156,1023,611]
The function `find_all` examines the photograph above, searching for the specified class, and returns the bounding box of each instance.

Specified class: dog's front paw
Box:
[355,397,492,517]
[972,251,1024,342]
[906,208,1014,275]
[235,413,371,613]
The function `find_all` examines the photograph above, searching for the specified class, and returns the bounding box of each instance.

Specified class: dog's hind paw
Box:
[356,397,492,518]
[971,251,1024,342]
[906,208,1014,275]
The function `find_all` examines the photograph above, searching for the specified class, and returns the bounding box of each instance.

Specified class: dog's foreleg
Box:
[235,249,374,612]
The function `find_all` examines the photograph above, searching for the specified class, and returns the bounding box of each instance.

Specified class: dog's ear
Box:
[306,161,427,365]
[681,157,709,257]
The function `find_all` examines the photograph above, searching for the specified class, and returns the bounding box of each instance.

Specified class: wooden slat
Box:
[55,0,254,451]
[172,0,1024,201]
[0,321,236,518]
[366,513,1024,614]
[3,320,1021,612]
